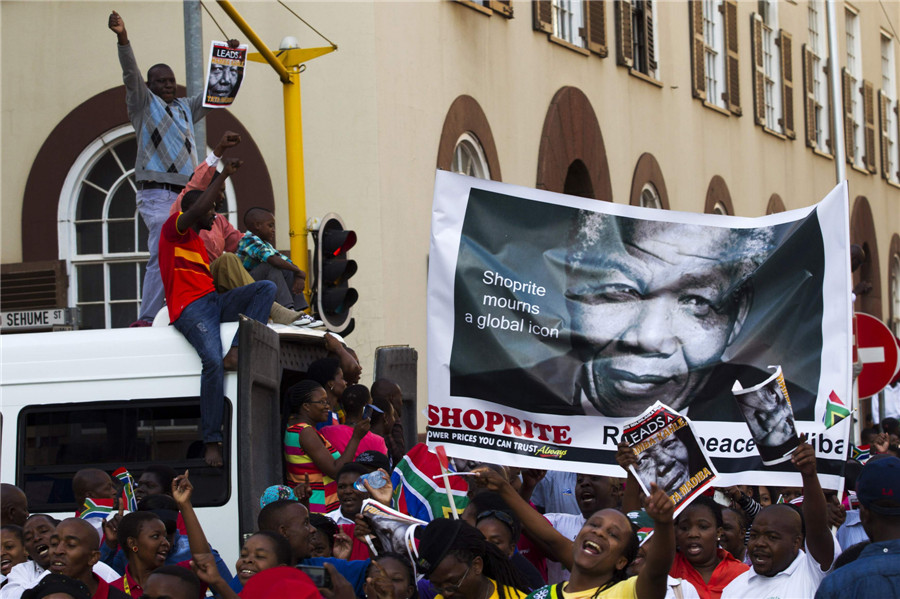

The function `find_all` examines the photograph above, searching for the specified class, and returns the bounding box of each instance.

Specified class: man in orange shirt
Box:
[159,157,275,467]
[168,132,309,326]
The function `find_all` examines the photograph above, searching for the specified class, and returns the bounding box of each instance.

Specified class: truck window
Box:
[18,397,231,512]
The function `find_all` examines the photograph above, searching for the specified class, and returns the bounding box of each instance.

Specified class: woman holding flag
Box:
[109,472,209,597]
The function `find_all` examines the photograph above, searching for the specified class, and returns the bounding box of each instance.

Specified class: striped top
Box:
[284,422,340,513]
[159,213,215,322]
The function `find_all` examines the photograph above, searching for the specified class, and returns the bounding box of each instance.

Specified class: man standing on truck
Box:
[159,156,276,468]
[108,11,239,328]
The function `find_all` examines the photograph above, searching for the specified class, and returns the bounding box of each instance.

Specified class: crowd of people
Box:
[6,8,898,599]
[1,411,898,598]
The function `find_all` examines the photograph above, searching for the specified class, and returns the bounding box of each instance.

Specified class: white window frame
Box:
[703,0,727,110]
[883,33,899,182]
[808,0,831,150]
[639,182,662,209]
[760,0,783,133]
[630,0,659,79]
[451,132,491,180]
[58,125,236,329]
[552,0,586,48]
[846,7,864,165]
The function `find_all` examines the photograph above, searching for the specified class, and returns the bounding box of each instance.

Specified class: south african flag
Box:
[113,467,138,512]
[823,391,850,429]
[850,444,871,464]
[79,497,114,520]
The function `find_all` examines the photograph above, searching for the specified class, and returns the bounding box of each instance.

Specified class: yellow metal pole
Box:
[282,68,310,301]
[215,0,333,304]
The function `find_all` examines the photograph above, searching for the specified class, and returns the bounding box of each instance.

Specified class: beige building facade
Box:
[2,0,898,428]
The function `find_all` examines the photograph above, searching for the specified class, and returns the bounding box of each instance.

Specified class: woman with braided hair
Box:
[282,380,369,513]
[416,519,529,599]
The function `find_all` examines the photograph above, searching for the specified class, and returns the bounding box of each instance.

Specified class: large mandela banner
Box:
[426,171,852,489]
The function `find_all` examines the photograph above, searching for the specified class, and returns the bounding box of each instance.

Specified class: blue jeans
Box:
[137,188,178,321]
[173,281,276,443]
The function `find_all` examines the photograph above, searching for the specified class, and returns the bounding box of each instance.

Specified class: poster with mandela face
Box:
[427,171,852,490]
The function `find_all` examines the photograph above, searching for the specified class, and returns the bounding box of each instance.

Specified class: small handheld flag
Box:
[79,497,115,520]
[433,445,459,520]
[113,467,138,512]
[823,391,850,428]
[850,444,871,464]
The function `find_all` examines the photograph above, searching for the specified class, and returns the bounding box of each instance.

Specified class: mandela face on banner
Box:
[449,188,823,423]
[427,172,852,488]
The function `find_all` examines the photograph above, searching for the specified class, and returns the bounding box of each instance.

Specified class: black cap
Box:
[355,451,391,472]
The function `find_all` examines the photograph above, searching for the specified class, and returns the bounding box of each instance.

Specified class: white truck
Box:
[0,319,378,568]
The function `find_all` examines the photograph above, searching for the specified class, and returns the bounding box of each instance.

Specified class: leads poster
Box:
[203,41,247,108]
[426,171,852,489]
[624,402,717,516]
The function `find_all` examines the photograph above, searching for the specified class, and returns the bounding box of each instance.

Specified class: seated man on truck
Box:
[167,131,316,327]
[159,157,276,468]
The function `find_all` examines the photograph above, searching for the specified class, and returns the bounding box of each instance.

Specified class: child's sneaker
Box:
[292,314,324,328]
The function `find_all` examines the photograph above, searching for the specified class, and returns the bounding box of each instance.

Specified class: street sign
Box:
[856,312,900,398]
[1,308,78,332]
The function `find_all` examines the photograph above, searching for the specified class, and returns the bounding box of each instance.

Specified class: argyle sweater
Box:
[118,42,207,185]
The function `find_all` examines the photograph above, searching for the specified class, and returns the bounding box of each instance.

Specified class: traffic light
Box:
[312,213,358,335]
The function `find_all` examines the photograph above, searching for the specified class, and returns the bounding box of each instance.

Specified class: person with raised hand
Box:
[525,482,675,599]
[108,471,211,598]
[107,10,211,328]
[283,380,370,513]
[159,157,276,467]
[721,438,838,598]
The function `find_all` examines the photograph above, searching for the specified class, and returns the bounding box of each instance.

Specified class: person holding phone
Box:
[320,385,389,459]
[283,382,370,514]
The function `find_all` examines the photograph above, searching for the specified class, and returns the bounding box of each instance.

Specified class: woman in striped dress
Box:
[282,380,369,513]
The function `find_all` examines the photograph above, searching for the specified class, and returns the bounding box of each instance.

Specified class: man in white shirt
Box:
[529,470,580,515]
[1,515,117,599]
[325,464,369,526]
[721,440,839,599]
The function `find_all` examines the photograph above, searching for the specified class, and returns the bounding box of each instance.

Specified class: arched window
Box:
[891,253,900,335]
[58,126,235,330]
[766,194,786,214]
[451,132,491,179]
[436,95,502,182]
[703,175,734,215]
[628,153,669,209]
[536,86,612,201]
[890,237,900,336]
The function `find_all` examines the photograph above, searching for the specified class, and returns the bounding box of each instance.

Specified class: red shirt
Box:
[338,523,373,560]
[169,156,242,261]
[111,561,204,598]
[91,574,127,599]
[669,549,749,599]
[158,213,215,322]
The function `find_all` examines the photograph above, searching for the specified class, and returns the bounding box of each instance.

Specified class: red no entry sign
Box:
[855,312,900,398]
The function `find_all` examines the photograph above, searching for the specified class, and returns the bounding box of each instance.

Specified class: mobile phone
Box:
[297,564,331,588]
[363,404,374,419]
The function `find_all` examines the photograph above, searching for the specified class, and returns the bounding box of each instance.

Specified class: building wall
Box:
[2,1,898,430]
